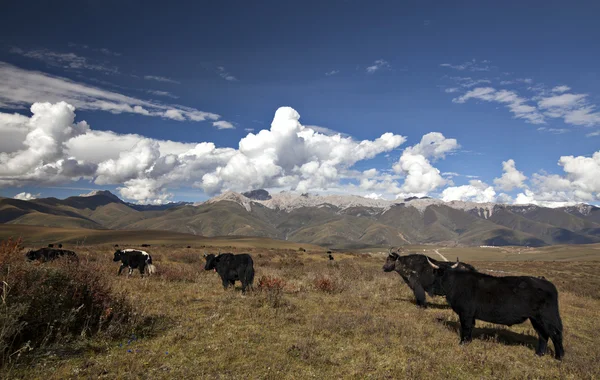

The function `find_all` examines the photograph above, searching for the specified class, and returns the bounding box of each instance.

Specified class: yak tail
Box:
[147,264,156,275]
[245,265,255,289]
[146,255,156,275]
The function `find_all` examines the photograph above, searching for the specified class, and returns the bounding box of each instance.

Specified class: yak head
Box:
[203,253,220,271]
[382,247,401,272]
[25,250,40,261]
[113,250,124,262]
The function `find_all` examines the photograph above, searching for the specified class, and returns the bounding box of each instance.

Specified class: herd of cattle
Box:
[23,244,564,360]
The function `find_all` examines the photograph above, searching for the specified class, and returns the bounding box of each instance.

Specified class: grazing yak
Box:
[204,253,254,293]
[26,247,78,262]
[113,249,156,277]
[426,257,564,359]
[382,248,477,307]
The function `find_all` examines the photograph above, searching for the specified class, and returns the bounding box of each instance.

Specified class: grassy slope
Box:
[1,244,599,379]
[0,224,322,251]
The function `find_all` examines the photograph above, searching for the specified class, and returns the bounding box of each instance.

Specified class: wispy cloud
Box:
[325,70,339,76]
[0,61,220,122]
[440,59,491,72]
[586,130,600,137]
[500,78,533,85]
[244,128,255,132]
[537,127,570,134]
[146,89,179,99]
[552,85,571,93]
[445,88,459,93]
[212,120,235,129]
[217,66,237,81]
[453,87,545,124]
[537,92,600,127]
[68,43,122,57]
[10,47,118,74]
[366,59,391,74]
[144,75,180,84]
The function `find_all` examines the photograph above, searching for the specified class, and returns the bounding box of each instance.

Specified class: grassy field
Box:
[1,230,600,379]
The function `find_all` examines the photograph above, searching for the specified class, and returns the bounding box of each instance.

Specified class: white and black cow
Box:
[113,249,156,277]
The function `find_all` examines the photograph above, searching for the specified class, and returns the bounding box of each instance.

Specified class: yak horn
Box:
[451,261,459,269]
[203,251,208,257]
[426,256,439,269]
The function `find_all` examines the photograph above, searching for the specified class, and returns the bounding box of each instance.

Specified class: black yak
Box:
[426,257,564,359]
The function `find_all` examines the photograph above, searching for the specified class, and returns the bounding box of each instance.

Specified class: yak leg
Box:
[128,267,134,277]
[139,264,146,278]
[459,314,475,344]
[118,264,127,275]
[530,317,549,356]
[409,278,427,307]
[222,278,231,290]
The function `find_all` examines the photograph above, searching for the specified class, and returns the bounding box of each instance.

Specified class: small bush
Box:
[0,238,139,365]
[313,275,343,293]
[257,275,286,292]
[256,275,287,308]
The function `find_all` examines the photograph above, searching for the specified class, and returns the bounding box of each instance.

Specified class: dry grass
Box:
[1,242,599,379]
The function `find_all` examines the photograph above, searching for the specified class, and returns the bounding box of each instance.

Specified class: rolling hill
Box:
[1,189,599,248]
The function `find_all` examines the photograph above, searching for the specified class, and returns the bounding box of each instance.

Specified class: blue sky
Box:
[0,1,599,206]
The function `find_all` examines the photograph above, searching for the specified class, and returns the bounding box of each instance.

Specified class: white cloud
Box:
[0,62,220,122]
[493,159,527,191]
[366,59,391,74]
[212,120,235,130]
[393,132,459,196]
[441,180,496,203]
[537,92,600,127]
[440,60,491,72]
[144,75,180,84]
[325,70,339,76]
[304,125,350,138]
[0,103,406,203]
[445,88,459,93]
[244,128,254,132]
[10,47,118,74]
[552,85,571,93]
[146,90,178,99]
[586,130,600,137]
[514,151,600,206]
[537,127,570,134]
[14,192,39,200]
[217,66,237,81]
[453,87,545,124]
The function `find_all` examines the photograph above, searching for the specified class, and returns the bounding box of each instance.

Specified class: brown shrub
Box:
[313,275,343,293]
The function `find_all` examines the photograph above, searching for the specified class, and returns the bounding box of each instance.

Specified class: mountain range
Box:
[1,190,599,248]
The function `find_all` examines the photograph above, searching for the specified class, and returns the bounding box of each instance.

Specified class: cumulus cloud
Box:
[14,192,39,200]
[441,180,496,203]
[366,59,391,74]
[0,62,221,123]
[514,151,600,206]
[493,159,528,191]
[0,103,406,203]
[393,132,459,196]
